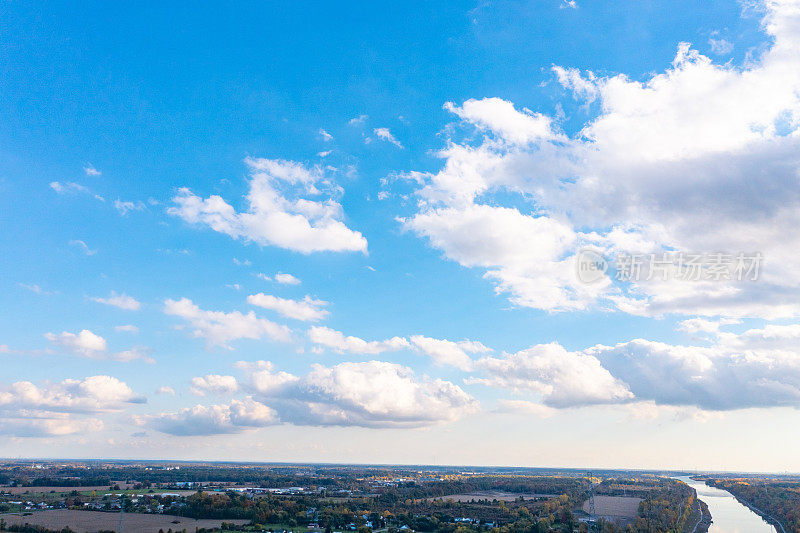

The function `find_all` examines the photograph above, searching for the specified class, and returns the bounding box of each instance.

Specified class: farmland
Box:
[0,509,249,532]
[581,495,642,519]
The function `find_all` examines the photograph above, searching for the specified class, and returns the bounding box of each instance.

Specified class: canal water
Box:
[675,476,777,533]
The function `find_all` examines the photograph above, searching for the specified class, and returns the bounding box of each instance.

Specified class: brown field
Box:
[429,491,557,502]
[0,484,135,495]
[0,510,249,532]
[582,495,642,518]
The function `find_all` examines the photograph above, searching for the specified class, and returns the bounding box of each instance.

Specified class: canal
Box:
[675,476,777,533]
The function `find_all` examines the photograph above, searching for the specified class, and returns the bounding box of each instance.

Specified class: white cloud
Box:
[248,293,329,321]
[404,204,608,311]
[84,165,101,176]
[444,98,558,145]
[677,317,740,335]
[234,360,299,395]
[45,329,153,363]
[91,291,141,311]
[468,343,634,408]
[114,325,139,333]
[164,297,291,348]
[45,330,107,356]
[373,128,403,148]
[349,114,368,125]
[307,326,409,354]
[146,398,277,436]
[319,128,333,141]
[168,157,367,254]
[50,181,89,194]
[256,272,302,285]
[708,37,734,55]
[0,375,144,414]
[402,1,800,318]
[69,240,97,256]
[156,386,175,395]
[235,360,478,428]
[307,327,489,370]
[114,199,146,216]
[274,273,301,285]
[409,335,490,371]
[190,374,239,396]
[468,322,800,412]
[18,283,55,296]
[0,416,104,437]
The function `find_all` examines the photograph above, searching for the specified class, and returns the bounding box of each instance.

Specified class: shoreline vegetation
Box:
[708,487,786,533]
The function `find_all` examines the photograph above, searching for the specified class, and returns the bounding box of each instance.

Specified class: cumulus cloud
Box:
[409,335,490,371]
[148,359,478,435]
[91,291,141,311]
[45,330,107,356]
[145,398,277,436]
[164,297,291,348]
[190,374,239,396]
[245,360,478,428]
[404,204,608,311]
[678,317,740,335]
[468,343,634,408]
[470,322,800,412]
[234,360,299,395]
[45,329,153,363]
[156,386,175,395]
[168,157,367,254]
[402,0,800,318]
[0,375,143,412]
[248,293,329,321]
[308,326,410,354]
[444,98,558,145]
[307,327,489,370]
[274,273,301,285]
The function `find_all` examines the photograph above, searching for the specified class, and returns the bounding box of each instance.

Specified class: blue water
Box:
[675,476,776,533]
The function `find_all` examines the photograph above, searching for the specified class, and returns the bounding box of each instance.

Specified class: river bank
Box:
[675,476,776,533]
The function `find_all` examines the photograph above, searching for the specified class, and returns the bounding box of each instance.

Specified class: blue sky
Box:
[2,0,800,471]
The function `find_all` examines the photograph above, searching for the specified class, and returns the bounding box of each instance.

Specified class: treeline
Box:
[380,476,588,501]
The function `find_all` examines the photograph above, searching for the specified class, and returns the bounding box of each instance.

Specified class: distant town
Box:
[0,460,796,533]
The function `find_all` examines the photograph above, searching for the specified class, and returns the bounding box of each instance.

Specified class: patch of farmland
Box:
[0,484,135,495]
[582,495,642,518]
[0,509,249,532]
